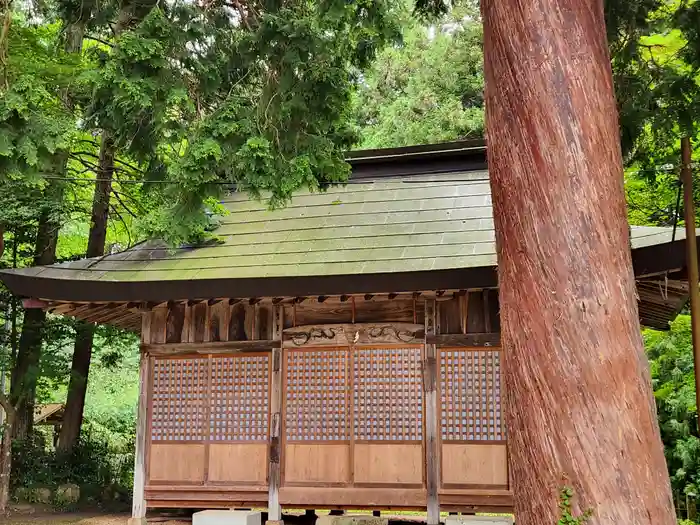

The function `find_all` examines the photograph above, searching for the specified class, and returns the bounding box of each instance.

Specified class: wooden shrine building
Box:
[0,140,694,523]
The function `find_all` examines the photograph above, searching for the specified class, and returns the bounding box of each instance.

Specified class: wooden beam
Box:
[109,310,141,330]
[22,298,49,309]
[79,303,119,323]
[424,298,439,525]
[87,304,131,325]
[131,317,150,525]
[283,323,424,347]
[49,302,82,315]
[427,333,501,348]
[143,340,280,356]
[268,305,284,523]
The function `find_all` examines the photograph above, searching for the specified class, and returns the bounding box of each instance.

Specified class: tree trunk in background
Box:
[481,1,675,524]
[58,134,114,452]
[10,199,62,439]
[0,394,15,513]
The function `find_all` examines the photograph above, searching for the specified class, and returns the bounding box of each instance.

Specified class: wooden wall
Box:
[137,290,510,512]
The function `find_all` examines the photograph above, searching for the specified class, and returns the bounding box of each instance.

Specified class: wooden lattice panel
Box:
[440,350,504,441]
[151,358,209,441]
[210,355,270,442]
[285,349,349,441]
[353,347,423,441]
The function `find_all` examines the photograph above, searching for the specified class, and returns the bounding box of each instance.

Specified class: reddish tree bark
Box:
[481,1,675,524]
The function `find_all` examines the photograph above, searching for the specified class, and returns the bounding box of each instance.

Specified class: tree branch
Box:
[109,203,133,248]
[111,189,137,218]
[85,35,114,47]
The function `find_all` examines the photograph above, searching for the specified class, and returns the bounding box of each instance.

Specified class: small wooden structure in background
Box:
[34,403,64,447]
[1,141,695,523]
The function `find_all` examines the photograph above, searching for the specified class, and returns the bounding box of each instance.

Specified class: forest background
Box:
[1,0,700,518]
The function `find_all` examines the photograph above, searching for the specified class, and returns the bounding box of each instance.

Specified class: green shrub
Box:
[11,425,133,503]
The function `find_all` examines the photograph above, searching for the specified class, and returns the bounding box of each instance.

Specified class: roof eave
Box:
[0,265,499,303]
[0,237,691,303]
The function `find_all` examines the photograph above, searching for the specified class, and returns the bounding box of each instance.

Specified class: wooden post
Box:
[681,137,700,421]
[267,305,284,525]
[482,1,675,523]
[423,298,439,525]
[129,312,151,525]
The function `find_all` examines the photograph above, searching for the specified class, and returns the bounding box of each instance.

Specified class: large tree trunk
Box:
[57,134,114,452]
[481,1,675,524]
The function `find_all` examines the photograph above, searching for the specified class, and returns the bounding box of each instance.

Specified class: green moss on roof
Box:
[0,173,688,283]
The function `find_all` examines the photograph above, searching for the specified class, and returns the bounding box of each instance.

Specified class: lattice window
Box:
[151,358,209,441]
[440,350,504,441]
[210,355,270,442]
[353,347,423,441]
[285,349,349,441]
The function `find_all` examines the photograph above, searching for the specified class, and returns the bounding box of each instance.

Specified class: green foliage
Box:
[646,316,700,498]
[557,487,593,525]
[0,18,80,178]
[606,0,700,170]
[353,3,483,149]
[76,1,404,245]
[11,428,133,499]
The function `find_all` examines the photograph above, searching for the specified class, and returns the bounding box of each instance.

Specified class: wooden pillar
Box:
[482,1,675,524]
[129,312,151,525]
[424,298,439,525]
[681,137,700,421]
[267,305,284,524]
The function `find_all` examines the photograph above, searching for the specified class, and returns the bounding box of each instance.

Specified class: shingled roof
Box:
[0,141,694,328]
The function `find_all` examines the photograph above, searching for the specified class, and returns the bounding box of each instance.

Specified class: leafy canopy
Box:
[81,1,402,245]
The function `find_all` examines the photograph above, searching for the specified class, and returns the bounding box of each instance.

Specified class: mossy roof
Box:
[0,170,691,302]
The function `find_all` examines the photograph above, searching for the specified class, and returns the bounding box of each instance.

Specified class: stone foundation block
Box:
[316,514,388,525]
[193,510,262,525]
[444,516,513,525]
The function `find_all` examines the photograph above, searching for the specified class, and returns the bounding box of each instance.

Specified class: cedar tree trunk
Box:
[58,133,114,452]
[481,1,675,524]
